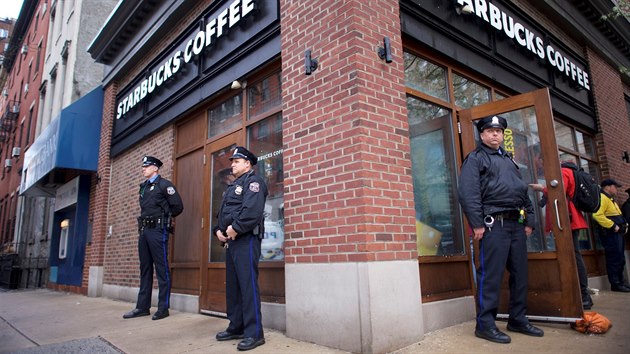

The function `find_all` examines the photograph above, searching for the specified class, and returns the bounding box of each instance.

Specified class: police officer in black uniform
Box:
[123,156,184,321]
[214,147,268,351]
[458,116,544,344]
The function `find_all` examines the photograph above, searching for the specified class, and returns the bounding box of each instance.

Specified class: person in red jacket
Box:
[530,161,593,309]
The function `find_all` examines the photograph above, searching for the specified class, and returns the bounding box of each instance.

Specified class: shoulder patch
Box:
[249,182,260,192]
[166,186,176,195]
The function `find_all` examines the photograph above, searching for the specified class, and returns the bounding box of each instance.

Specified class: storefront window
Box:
[407,97,463,256]
[404,52,449,102]
[575,131,595,157]
[248,113,284,261]
[554,121,574,150]
[556,121,599,251]
[452,73,490,108]
[207,94,242,138]
[248,72,281,119]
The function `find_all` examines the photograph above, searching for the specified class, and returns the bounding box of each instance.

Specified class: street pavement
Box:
[0,288,628,353]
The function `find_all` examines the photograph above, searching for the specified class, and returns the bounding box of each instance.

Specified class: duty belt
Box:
[491,210,521,221]
[137,216,164,229]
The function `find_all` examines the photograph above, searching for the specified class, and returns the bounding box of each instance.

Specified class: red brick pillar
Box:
[587,48,630,188]
[280,0,423,352]
[84,82,117,296]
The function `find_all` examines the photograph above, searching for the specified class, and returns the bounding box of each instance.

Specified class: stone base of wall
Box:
[286,260,423,353]
[422,296,476,333]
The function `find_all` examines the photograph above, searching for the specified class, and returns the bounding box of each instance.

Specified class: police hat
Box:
[477,115,507,133]
[229,146,258,166]
[142,156,163,168]
[601,179,622,188]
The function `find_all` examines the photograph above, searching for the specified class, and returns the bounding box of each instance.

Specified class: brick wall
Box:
[280,0,417,263]
[102,127,175,287]
[83,82,117,286]
[587,47,630,204]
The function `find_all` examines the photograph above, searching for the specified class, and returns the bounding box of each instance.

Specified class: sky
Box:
[0,0,24,20]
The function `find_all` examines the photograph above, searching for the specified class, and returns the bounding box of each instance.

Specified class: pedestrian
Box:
[592,179,630,292]
[123,156,184,320]
[529,161,593,309]
[214,146,268,351]
[458,115,544,344]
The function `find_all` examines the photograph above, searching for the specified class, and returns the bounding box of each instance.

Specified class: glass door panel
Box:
[208,144,236,263]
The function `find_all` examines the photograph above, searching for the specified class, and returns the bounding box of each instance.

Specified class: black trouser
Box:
[476,218,529,330]
[225,233,264,339]
[136,226,170,311]
[572,230,590,300]
[600,229,627,287]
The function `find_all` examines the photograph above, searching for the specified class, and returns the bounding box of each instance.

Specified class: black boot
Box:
[582,293,593,310]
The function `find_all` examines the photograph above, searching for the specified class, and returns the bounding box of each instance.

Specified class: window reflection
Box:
[404,52,449,102]
[576,131,595,157]
[248,72,281,119]
[407,97,462,256]
[554,121,574,150]
[208,94,242,138]
[248,113,284,261]
[209,145,236,263]
[452,73,490,108]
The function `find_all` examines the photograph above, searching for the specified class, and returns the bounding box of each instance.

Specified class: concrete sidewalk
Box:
[0,288,628,353]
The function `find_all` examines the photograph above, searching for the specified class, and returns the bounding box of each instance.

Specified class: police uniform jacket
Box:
[215,170,268,236]
[139,175,184,217]
[458,143,534,229]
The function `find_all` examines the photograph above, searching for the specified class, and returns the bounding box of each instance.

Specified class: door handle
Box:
[554,199,563,231]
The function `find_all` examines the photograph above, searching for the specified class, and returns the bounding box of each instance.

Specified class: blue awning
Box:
[20,87,103,196]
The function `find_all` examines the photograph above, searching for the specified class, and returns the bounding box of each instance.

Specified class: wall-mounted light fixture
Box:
[622,150,629,163]
[377,37,392,63]
[231,80,246,90]
[305,50,318,75]
[455,2,474,15]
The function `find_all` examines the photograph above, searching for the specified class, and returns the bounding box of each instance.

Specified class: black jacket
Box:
[215,170,268,236]
[139,175,184,217]
[458,143,534,229]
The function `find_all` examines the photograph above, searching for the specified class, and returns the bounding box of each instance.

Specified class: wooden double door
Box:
[170,110,284,315]
[459,88,583,321]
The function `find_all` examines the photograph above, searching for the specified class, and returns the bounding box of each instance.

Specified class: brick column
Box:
[84,82,117,296]
[280,0,422,352]
[587,48,630,188]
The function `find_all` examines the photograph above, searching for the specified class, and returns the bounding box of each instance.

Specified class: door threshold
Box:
[200,309,227,318]
[497,314,581,323]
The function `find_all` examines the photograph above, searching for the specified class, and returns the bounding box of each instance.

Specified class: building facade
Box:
[16,0,117,294]
[0,0,118,292]
[87,1,630,352]
[0,0,50,289]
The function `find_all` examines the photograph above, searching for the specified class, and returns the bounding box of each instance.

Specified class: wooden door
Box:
[199,135,239,314]
[458,88,582,321]
[172,113,206,295]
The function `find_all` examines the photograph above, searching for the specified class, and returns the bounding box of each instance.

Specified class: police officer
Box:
[458,116,544,344]
[214,147,268,351]
[123,156,184,321]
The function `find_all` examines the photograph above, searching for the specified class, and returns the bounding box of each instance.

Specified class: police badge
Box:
[235,185,243,195]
